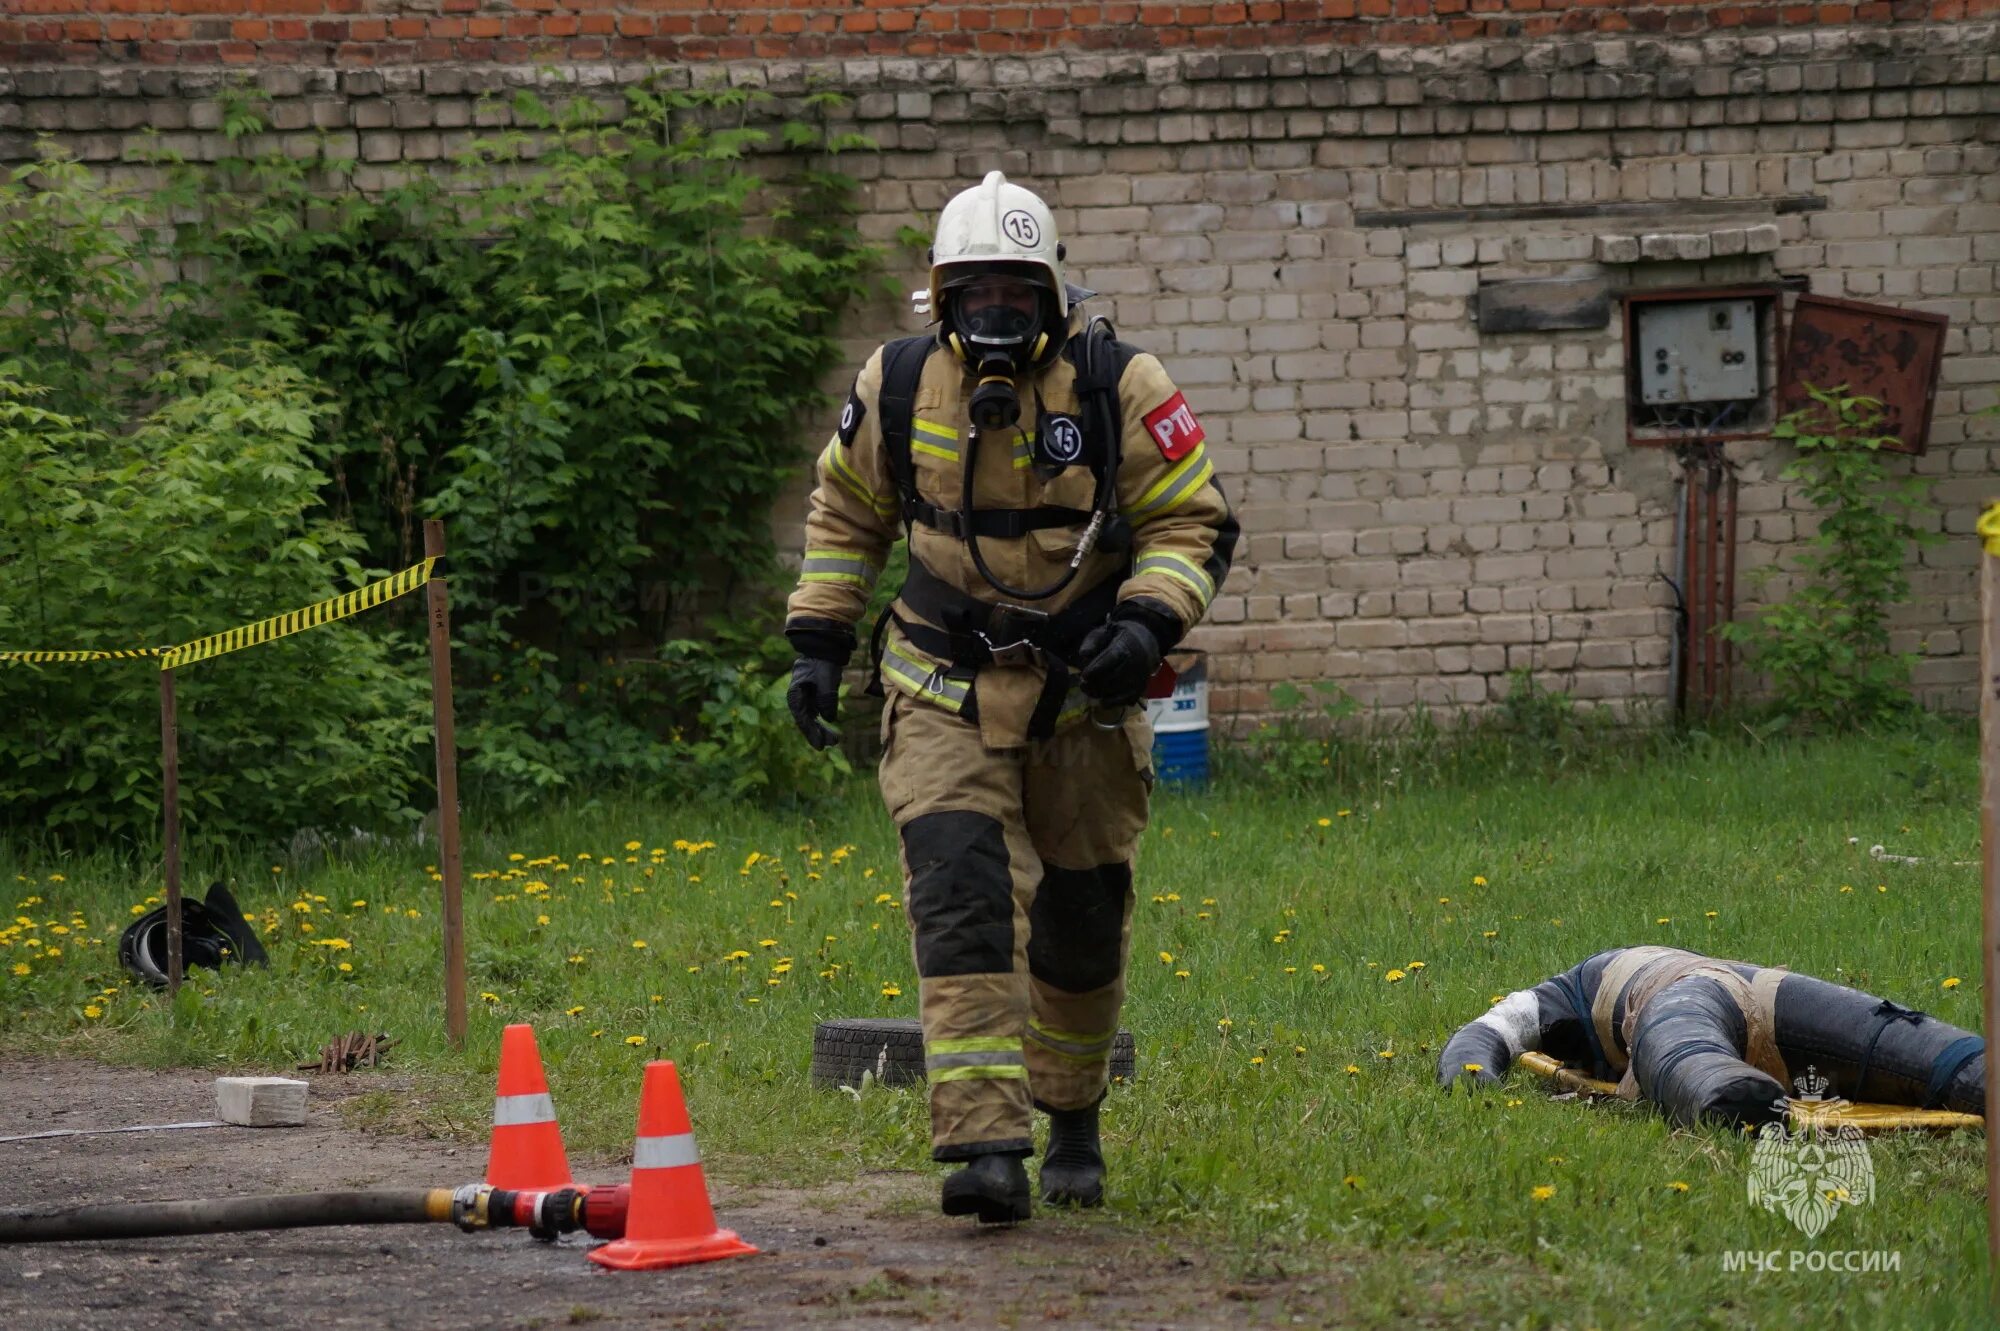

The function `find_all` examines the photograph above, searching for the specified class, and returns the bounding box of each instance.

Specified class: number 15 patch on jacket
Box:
[1143,391,1206,461]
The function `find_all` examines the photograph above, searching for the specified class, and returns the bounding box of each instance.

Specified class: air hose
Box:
[0,1183,630,1244]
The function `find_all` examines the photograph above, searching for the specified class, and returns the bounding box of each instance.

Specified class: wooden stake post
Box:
[159,667,183,995]
[424,519,467,1047]
[1982,525,2000,1308]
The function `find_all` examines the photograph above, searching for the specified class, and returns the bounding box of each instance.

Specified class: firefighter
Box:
[784,171,1238,1223]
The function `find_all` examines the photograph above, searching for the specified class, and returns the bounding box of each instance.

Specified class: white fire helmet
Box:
[927,170,1066,324]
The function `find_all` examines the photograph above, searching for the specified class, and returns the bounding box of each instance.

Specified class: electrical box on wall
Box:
[1634,299,1762,404]
[1622,286,1780,445]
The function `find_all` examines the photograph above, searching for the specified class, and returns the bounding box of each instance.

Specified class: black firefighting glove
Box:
[785,618,856,752]
[1075,598,1181,708]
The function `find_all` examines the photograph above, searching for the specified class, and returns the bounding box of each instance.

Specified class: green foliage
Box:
[0,357,431,844]
[1722,386,1939,729]
[0,154,161,422]
[0,88,879,836]
[1241,681,1359,787]
[160,86,875,804]
[1231,669,1632,795]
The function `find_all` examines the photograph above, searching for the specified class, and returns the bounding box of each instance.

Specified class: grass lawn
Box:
[2,727,1990,1328]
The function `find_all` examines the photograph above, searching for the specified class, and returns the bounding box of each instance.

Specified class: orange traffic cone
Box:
[587,1060,757,1270]
[485,1023,573,1191]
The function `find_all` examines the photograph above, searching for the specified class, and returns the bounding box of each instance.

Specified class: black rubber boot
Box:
[940,1150,1032,1224]
[1038,1102,1105,1208]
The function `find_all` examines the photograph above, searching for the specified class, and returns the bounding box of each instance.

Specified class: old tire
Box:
[810,1017,1136,1090]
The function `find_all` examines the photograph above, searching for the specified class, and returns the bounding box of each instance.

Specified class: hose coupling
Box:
[450,1183,493,1232]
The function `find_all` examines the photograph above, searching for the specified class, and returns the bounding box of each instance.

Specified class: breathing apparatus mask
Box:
[943,269,1058,431]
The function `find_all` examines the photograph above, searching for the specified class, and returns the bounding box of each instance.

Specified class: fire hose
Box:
[0,1183,630,1244]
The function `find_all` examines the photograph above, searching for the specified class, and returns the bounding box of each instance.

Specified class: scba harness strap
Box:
[867,324,1138,738]
[874,327,1140,543]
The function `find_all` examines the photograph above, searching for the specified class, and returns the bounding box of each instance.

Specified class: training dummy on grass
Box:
[1437,946,1985,1127]
[781,172,1238,1224]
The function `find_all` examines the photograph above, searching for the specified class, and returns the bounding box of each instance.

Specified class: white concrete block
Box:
[216,1076,308,1127]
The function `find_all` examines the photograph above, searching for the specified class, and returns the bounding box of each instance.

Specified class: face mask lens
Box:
[960,302,1034,344]
[951,278,1042,349]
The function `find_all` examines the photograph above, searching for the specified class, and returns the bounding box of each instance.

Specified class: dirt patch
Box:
[0,1059,1337,1330]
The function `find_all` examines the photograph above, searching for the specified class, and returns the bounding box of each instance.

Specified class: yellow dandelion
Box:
[625,840,642,851]
[1158,950,1174,965]
[1472,875,1487,887]
[1344,1064,1360,1075]
[1462,1062,1483,1074]
[631,939,648,949]
[480,991,499,1004]
[1944,977,1962,989]
[1250,1055,1265,1065]
[758,938,778,948]
[880,983,902,998]
[1343,1174,1362,1188]
[337,962,353,973]
[1668,1180,1690,1193]
[565,1005,585,1016]
[1174,969,1190,979]
[1316,818,1331,828]
[1384,968,1406,983]
[1531,1185,1555,1202]
[624,1034,645,1046]
[83,1003,102,1018]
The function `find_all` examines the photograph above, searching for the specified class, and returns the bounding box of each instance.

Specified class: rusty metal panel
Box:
[1779,294,1948,454]
[1476,275,1610,333]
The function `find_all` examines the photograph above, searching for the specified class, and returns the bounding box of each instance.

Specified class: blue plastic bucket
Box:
[1143,651,1208,788]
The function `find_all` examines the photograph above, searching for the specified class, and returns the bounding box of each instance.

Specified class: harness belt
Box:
[880,556,1124,740]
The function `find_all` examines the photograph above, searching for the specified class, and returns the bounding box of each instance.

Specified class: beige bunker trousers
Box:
[878,691,1153,1160]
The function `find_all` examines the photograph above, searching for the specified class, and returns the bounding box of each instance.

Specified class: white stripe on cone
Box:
[492,1091,556,1127]
[632,1131,701,1170]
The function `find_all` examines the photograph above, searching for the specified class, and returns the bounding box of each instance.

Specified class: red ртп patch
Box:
[1143,392,1205,461]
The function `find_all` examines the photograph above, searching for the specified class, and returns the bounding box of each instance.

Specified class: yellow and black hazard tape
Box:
[0,646,170,664]
[1,558,437,671]
[160,558,435,671]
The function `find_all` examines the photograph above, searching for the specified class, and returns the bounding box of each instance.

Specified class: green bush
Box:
[166,86,878,804]
[1722,386,1939,729]
[0,85,878,839]
[0,356,432,844]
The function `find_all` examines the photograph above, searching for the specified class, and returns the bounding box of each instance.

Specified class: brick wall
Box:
[10,1,2000,67]
[6,20,2000,721]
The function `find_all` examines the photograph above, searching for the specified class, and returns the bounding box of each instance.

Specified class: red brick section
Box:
[4,0,1996,66]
